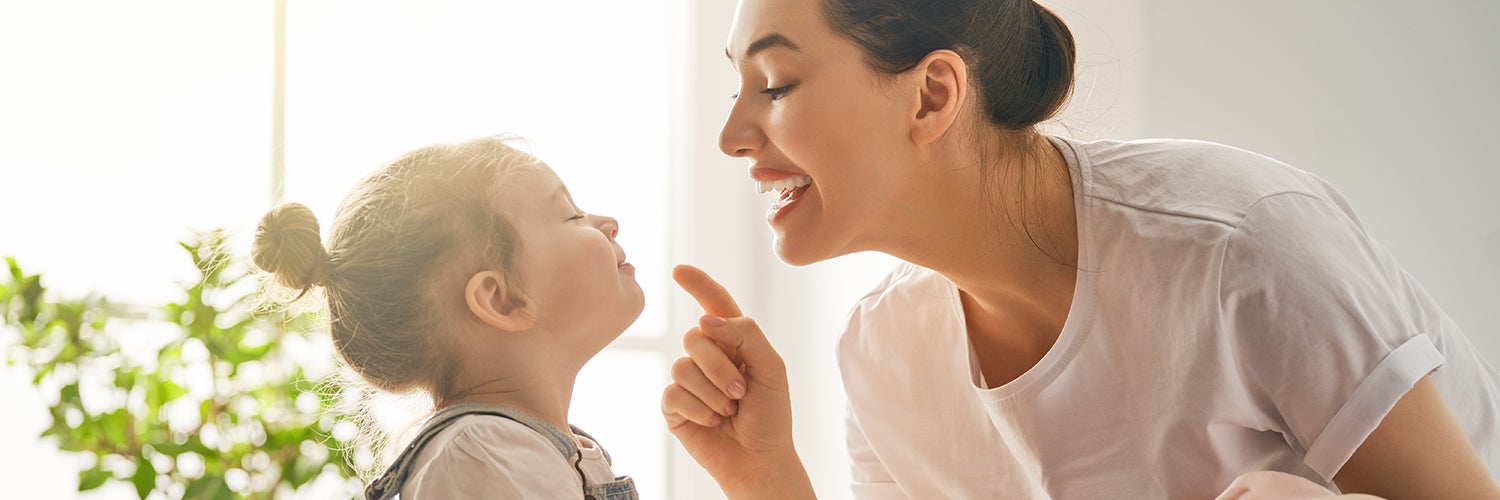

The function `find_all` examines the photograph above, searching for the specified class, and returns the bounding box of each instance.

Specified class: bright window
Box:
[283,1,679,496]
[1,1,682,498]
[0,1,273,305]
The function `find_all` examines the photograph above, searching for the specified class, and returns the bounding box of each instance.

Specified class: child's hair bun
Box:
[252,202,332,291]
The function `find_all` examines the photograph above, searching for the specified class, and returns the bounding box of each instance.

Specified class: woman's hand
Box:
[661,265,815,499]
[1216,471,1384,500]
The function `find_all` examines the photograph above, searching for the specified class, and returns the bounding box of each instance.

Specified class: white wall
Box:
[1133,1,1500,359]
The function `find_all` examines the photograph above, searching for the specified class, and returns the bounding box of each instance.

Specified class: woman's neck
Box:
[882,132,1080,351]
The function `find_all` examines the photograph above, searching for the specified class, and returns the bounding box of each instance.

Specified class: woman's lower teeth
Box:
[771,183,809,211]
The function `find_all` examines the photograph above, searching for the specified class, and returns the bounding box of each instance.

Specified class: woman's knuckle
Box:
[671,356,696,377]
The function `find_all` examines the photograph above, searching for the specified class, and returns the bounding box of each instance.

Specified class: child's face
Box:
[505,166,644,341]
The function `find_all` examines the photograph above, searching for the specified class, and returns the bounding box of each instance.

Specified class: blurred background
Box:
[1,0,1496,498]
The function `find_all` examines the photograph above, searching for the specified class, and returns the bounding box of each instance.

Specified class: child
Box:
[251,135,643,499]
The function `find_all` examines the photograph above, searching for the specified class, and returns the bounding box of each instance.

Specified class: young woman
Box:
[661,0,1500,498]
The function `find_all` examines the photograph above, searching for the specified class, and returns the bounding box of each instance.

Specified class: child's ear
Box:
[464,270,535,332]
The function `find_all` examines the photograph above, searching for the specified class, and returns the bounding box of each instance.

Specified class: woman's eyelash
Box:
[760,84,793,100]
[568,213,585,221]
[728,84,795,101]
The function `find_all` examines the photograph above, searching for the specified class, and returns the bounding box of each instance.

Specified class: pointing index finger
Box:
[672,264,744,318]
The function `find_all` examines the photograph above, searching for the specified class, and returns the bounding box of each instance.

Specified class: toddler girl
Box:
[251,135,643,499]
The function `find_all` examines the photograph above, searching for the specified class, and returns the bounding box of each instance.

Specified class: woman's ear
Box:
[909,49,969,146]
[464,270,535,332]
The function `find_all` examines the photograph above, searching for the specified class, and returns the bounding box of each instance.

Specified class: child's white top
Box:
[400,415,619,499]
[837,136,1500,499]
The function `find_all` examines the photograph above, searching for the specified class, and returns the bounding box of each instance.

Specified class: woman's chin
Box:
[772,235,835,267]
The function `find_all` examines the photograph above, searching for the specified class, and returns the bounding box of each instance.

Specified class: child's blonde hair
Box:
[251,135,540,401]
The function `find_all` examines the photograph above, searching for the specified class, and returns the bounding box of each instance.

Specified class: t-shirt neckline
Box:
[954,135,1099,404]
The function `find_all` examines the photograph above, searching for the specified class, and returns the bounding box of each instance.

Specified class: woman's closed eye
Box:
[567,212,586,222]
[729,84,795,101]
[760,84,794,101]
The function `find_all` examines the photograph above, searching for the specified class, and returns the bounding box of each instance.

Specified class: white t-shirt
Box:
[837,136,1500,499]
[401,415,620,499]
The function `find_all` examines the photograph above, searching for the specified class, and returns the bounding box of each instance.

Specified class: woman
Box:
[661,0,1500,498]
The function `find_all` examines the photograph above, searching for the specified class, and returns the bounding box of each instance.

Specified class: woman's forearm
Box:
[717,450,817,500]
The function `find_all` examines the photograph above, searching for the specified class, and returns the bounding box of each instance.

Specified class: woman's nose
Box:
[718,98,762,159]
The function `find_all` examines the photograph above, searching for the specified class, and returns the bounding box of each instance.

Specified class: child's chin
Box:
[605,296,645,337]
[623,300,646,328]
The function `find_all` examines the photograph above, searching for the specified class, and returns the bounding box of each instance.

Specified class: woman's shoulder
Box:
[837,261,969,378]
[1061,136,1348,228]
[1066,136,1278,168]
[850,262,950,313]
[840,262,959,341]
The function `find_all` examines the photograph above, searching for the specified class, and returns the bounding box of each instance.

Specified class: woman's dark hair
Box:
[823,0,1080,265]
[822,0,1076,131]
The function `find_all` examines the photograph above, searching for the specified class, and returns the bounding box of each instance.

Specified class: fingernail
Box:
[725,400,739,416]
[703,315,727,327]
[727,380,746,399]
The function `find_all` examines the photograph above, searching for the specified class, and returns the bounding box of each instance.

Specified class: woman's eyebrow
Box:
[726,33,802,65]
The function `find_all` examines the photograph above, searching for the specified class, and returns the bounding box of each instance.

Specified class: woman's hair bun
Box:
[252,202,331,291]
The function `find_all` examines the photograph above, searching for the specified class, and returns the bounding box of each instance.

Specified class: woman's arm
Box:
[1216,471,1382,500]
[661,265,817,499]
[1334,375,1500,498]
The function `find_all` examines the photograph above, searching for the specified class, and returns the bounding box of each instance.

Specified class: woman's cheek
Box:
[769,104,821,154]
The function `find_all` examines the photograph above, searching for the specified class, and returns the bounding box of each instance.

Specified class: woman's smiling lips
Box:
[749,165,811,183]
[749,165,814,212]
[750,166,813,223]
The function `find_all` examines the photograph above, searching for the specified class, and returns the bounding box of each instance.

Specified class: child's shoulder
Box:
[403,415,583,497]
[432,414,559,454]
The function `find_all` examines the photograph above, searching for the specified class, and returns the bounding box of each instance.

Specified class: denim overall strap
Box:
[571,427,640,500]
[364,403,580,500]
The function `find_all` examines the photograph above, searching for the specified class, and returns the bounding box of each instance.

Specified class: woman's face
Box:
[720,0,919,265]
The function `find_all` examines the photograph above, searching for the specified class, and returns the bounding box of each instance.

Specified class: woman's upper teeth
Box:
[755,175,813,194]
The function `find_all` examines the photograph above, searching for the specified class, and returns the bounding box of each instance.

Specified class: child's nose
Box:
[593,215,619,239]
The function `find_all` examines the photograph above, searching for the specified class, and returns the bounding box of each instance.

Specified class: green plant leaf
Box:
[59,383,80,407]
[100,409,130,446]
[213,480,235,500]
[5,237,363,498]
[183,475,225,499]
[77,465,111,491]
[29,361,54,384]
[114,368,137,390]
[131,454,157,499]
[161,380,188,403]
